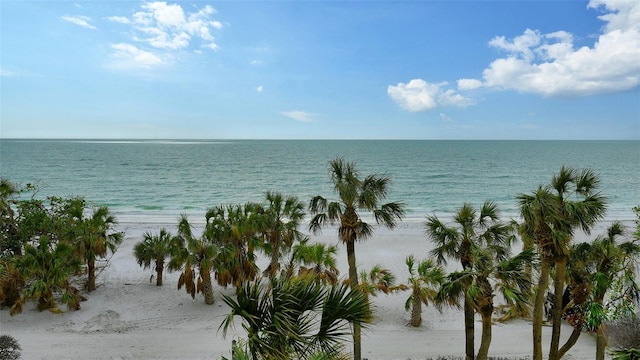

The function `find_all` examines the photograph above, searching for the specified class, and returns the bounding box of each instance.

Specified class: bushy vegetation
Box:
[0,335,21,360]
[0,180,122,314]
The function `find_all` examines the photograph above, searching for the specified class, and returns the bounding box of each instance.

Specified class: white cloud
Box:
[107,16,130,24]
[457,78,483,90]
[109,43,163,69]
[128,2,223,50]
[387,79,474,112]
[256,85,263,92]
[477,0,640,97]
[110,2,223,52]
[439,113,453,122]
[61,15,97,30]
[250,60,262,65]
[281,111,316,122]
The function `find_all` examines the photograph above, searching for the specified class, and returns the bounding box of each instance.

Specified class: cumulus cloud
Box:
[129,2,222,50]
[457,79,483,90]
[387,79,474,112]
[281,111,316,122]
[466,0,640,97]
[256,85,264,92]
[108,2,222,52]
[61,15,97,29]
[109,43,163,69]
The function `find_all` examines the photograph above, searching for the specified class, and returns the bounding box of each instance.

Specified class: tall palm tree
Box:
[308,157,405,360]
[404,255,445,327]
[261,192,306,278]
[169,215,218,304]
[518,166,607,360]
[75,206,123,292]
[205,203,263,289]
[220,274,373,360]
[436,246,534,360]
[426,201,512,360]
[134,228,173,286]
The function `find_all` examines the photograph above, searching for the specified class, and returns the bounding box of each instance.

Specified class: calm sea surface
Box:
[1,140,638,227]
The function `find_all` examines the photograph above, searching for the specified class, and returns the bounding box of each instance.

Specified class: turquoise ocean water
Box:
[1,140,638,227]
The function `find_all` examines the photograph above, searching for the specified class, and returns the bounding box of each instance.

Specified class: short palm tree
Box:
[134,228,173,286]
[564,222,640,360]
[11,236,82,314]
[76,206,123,292]
[220,274,373,360]
[205,203,263,289]
[404,255,445,327]
[308,157,405,360]
[426,201,512,360]
[358,264,403,299]
[0,260,24,307]
[518,166,607,360]
[169,215,218,304]
[290,238,340,285]
[261,192,306,278]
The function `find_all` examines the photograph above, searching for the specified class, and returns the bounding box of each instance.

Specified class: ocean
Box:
[1,140,638,230]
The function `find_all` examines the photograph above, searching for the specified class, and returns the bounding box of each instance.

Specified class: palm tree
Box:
[0,178,21,257]
[11,236,82,314]
[436,246,534,360]
[518,166,607,360]
[308,157,405,360]
[205,203,263,289]
[75,206,123,292]
[404,255,445,327]
[220,274,373,360]
[168,215,218,304]
[134,228,173,286]
[290,238,340,285]
[426,201,512,360]
[261,192,306,278]
[0,260,24,307]
[563,222,640,360]
[358,264,404,299]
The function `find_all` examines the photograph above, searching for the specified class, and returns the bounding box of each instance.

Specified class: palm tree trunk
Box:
[549,256,566,360]
[464,299,475,360]
[87,259,97,292]
[411,291,422,327]
[201,267,215,305]
[557,326,582,359]
[269,242,280,277]
[596,318,607,360]
[37,289,55,311]
[477,309,493,360]
[346,239,362,360]
[533,258,551,360]
[156,260,164,286]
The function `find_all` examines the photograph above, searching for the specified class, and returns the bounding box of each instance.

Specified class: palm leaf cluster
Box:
[220,274,372,360]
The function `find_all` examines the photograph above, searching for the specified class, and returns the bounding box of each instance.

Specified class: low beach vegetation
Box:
[1,164,639,360]
[0,181,122,314]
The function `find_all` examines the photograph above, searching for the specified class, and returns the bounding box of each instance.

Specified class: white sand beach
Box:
[1,221,600,359]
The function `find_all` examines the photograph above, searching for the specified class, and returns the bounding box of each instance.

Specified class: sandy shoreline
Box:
[1,221,609,359]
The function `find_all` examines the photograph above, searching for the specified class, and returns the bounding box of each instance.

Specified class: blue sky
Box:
[1,0,639,140]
